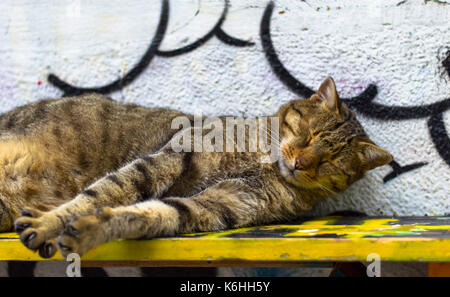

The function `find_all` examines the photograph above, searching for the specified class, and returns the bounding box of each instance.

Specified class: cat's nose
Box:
[294,154,319,171]
[295,157,305,170]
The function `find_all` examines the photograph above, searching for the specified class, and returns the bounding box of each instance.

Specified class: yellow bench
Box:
[1,216,449,276]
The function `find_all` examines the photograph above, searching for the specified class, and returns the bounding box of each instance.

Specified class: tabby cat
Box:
[2,77,392,258]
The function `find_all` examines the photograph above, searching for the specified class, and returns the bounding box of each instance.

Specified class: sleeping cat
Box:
[4,77,392,258]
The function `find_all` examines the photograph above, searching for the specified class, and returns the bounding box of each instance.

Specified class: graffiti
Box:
[48,0,449,183]
[155,0,254,57]
[48,0,254,96]
[48,0,169,96]
[382,161,427,183]
[260,1,450,182]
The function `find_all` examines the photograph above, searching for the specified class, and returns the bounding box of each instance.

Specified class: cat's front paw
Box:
[14,208,61,258]
[58,208,111,257]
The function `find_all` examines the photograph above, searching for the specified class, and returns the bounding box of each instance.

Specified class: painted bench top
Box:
[0,216,449,264]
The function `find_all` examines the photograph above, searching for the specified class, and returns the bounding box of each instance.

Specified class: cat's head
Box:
[277,77,392,195]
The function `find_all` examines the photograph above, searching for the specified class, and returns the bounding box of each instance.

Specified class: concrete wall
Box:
[0,0,449,216]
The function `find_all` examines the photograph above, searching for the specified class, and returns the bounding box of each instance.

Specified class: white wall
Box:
[0,0,448,216]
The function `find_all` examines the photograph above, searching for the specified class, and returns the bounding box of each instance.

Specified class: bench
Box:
[1,216,449,276]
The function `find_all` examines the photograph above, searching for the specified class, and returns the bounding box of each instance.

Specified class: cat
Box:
[3,77,392,258]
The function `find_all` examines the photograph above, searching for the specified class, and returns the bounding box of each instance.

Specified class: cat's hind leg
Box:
[0,137,79,232]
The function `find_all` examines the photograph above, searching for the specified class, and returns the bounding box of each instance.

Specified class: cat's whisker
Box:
[259,126,281,147]
[315,181,337,196]
[300,173,337,196]
[259,130,279,146]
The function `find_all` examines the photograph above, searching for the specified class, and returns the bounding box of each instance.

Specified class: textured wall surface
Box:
[0,0,448,216]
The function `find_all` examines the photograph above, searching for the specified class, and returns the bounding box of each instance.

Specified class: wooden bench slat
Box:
[1,216,449,263]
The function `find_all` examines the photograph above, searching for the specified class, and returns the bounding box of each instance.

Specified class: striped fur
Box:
[7,78,392,257]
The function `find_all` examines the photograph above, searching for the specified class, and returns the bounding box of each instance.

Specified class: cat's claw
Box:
[15,221,31,233]
[58,215,104,258]
[39,238,58,258]
[19,227,45,250]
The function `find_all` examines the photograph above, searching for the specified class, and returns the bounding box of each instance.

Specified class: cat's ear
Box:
[311,77,341,114]
[358,141,393,171]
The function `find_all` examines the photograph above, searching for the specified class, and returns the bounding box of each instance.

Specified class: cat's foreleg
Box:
[57,200,179,257]
[57,178,295,257]
[15,150,190,258]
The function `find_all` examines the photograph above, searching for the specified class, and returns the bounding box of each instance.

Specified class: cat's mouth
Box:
[278,157,318,188]
[278,157,302,186]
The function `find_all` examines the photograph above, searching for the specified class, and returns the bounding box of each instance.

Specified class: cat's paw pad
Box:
[58,215,103,257]
[15,208,59,251]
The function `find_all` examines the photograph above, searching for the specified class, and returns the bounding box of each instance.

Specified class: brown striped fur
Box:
[8,77,392,258]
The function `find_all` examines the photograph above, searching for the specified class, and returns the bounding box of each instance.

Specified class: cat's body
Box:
[5,77,391,258]
[0,96,185,228]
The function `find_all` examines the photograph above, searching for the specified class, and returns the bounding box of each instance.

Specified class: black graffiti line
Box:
[156,0,254,57]
[383,160,427,183]
[48,0,254,96]
[444,53,450,75]
[342,97,450,120]
[48,0,169,96]
[260,1,379,104]
[428,113,450,166]
[429,51,450,167]
[260,1,314,99]
[215,27,255,47]
[261,1,450,121]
